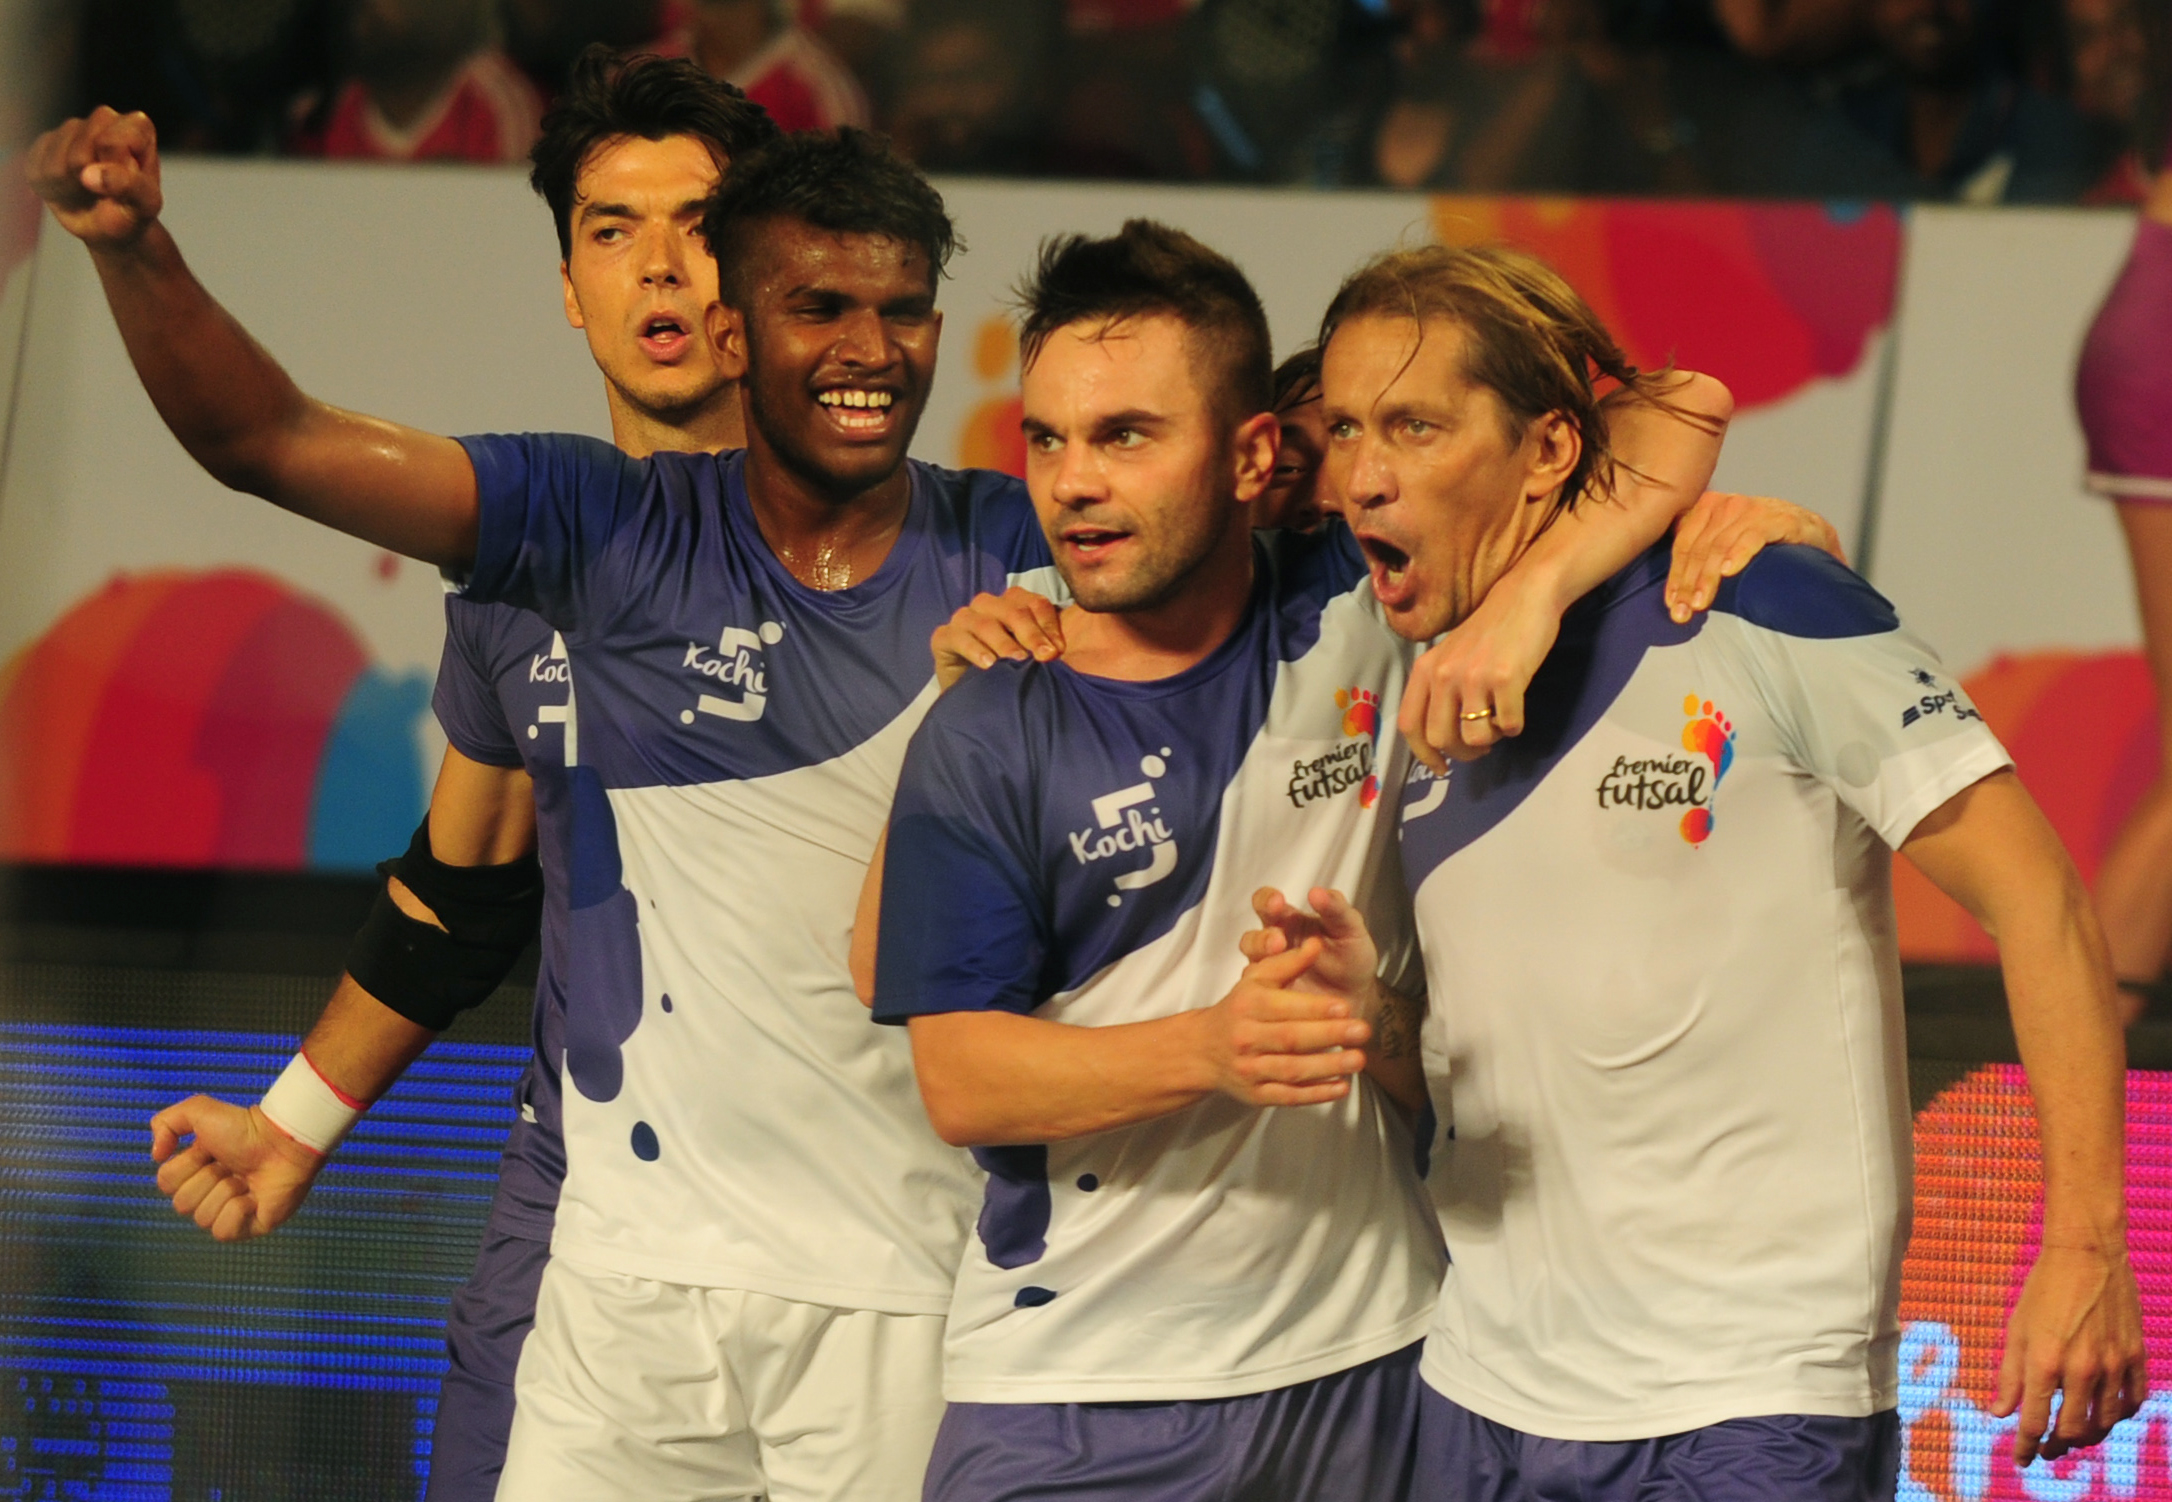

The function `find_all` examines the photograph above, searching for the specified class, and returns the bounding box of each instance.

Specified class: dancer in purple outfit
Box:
[2078,128,2172,1024]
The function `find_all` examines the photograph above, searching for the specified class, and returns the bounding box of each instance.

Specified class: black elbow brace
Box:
[346,818,545,1032]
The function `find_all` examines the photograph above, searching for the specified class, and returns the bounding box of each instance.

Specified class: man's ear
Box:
[706,302,749,382]
[561,263,585,331]
[1523,410,1581,504]
[1231,410,1281,505]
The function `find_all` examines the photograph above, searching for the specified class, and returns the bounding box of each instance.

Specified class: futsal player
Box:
[136,49,775,1502]
[28,115,1056,1500]
[1306,242,2147,1494]
[869,221,1756,1499]
[1257,344,1330,532]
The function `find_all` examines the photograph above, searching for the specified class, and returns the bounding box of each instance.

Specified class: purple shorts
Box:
[923,1341,1423,1501]
[1412,1385,1898,1502]
[422,1226,551,1502]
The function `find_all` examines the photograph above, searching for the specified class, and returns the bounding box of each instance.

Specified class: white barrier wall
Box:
[1868,206,2140,670]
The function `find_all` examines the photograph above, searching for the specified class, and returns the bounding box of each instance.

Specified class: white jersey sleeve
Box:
[1724,549,2013,848]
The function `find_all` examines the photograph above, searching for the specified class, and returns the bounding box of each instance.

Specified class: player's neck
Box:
[1059,529,1255,684]
[740,435,913,592]
[607,384,745,459]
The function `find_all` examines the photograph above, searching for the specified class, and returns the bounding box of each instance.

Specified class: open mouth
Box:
[1357,534,1416,609]
[637,313,692,359]
[816,387,898,433]
[1058,525,1130,562]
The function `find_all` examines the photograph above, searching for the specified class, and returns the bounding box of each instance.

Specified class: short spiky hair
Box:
[530,45,778,261]
[1015,220,1273,429]
[701,128,959,306]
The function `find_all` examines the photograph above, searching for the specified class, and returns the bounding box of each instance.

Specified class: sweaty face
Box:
[1021,315,1249,614]
[734,221,940,497]
[1257,386,1331,532]
[1321,314,1570,642]
[562,134,732,423]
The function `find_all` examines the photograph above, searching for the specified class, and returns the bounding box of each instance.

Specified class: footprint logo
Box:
[1337,686,1380,740]
[1336,687,1383,808]
[1679,695,1736,845]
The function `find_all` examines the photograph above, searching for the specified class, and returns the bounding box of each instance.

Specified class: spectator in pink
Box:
[306,0,542,162]
[655,0,870,132]
[2078,128,2172,1022]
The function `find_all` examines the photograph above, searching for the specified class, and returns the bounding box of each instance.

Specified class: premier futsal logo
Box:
[1071,752,1178,908]
[1592,695,1736,845]
[680,620,784,725]
[1290,687,1383,809]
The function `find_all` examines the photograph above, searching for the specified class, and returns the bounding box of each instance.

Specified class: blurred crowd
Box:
[25,0,2172,201]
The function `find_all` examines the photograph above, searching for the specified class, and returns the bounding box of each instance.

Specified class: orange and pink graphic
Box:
[958,316,1027,478]
[0,569,429,872]
[1679,694,1735,844]
[1898,1065,2172,1497]
[1429,198,1902,412]
[1336,686,1383,807]
[1897,651,2157,962]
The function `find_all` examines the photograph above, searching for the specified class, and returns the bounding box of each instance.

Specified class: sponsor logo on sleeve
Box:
[679,620,784,725]
[1899,668,1982,730]
[1071,752,1178,908]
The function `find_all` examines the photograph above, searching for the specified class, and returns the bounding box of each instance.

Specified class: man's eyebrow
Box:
[577,200,636,222]
[1095,409,1166,431]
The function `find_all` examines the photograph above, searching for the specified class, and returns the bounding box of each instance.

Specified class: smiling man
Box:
[1313,243,2147,1496]
[29,113,1057,1500]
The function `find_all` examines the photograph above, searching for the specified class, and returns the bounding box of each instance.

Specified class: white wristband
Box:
[259,1051,368,1155]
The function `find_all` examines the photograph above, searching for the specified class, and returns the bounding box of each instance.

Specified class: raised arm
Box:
[148,748,539,1241]
[1901,770,2146,1466]
[27,108,480,566]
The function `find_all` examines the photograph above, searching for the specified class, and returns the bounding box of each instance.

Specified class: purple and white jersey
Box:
[430,597,577,1236]
[1398,542,2011,1442]
[875,528,1445,1403]
[453,434,1058,1314]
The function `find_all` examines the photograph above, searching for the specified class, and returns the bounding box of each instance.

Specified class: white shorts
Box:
[495,1253,948,1502]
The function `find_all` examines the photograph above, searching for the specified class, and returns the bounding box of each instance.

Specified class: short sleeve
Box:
[433,599,522,769]
[872,689,1049,1023]
[455,432,644,629]
[1721,548,2013,849]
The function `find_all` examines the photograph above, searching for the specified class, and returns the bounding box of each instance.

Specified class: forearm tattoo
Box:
[1372,982,1425,1061]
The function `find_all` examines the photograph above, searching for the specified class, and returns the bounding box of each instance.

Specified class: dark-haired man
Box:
[868,220,1747,1500]
[1258,344,1330,532]
[1313,244,2146,1494]
[28,113,1049,1498]
[132,47,778,1502]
